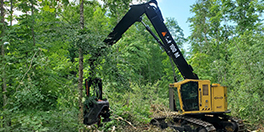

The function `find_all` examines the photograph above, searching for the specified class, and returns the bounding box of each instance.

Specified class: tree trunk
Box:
[78,0,84,128]
[10,0,13,26]
[30,0,35,46]
[1,0,8,129]
[78,48,84,126]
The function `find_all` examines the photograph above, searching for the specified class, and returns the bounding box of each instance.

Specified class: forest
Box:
[0,0,264,131]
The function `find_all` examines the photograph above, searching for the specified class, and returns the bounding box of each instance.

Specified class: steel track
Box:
[150,114,245,132]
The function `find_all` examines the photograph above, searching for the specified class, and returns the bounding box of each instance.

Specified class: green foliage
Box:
[189,0,264,129]
[1,0,264,131]
[227,31,264,127]
[101,82,167,131]
[2,109,79,131]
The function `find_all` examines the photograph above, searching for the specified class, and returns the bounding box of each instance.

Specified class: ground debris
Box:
[112,123,176,132]
[249,124,264,132]
[106,104,181,132]
[150,104,180,118]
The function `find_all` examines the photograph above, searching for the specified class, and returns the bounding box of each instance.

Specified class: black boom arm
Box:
[104,0,198,80]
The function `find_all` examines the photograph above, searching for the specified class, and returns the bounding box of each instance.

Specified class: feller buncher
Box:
[83,0,245,131]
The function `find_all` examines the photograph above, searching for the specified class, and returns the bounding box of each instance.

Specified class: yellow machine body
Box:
[169,79,228,115]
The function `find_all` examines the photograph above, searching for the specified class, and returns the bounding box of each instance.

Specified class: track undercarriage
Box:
[150,113,245,132]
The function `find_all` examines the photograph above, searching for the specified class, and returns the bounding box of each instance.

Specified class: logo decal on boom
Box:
[162,32,167,36]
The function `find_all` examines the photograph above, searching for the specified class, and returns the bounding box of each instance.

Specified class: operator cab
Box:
[169,79,228,115]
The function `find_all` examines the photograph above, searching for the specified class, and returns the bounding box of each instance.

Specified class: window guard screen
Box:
[203,85,208,96]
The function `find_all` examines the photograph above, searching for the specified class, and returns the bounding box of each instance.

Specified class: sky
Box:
[130,0,197,38]
[130,0,197,50]
[156,0,197,50]
[157,0,196,38]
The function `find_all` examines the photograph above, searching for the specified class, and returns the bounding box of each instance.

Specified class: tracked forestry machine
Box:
[84,0,245,131]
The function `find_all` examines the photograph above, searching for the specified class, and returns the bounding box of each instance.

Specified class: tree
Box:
[78,0,84,127]
[1,0,8,129]
[188,0,264,129]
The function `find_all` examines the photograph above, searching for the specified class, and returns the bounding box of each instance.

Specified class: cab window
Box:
[180,81,199,111]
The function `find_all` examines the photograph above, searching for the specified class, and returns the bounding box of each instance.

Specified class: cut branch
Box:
[116,117,137,130]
